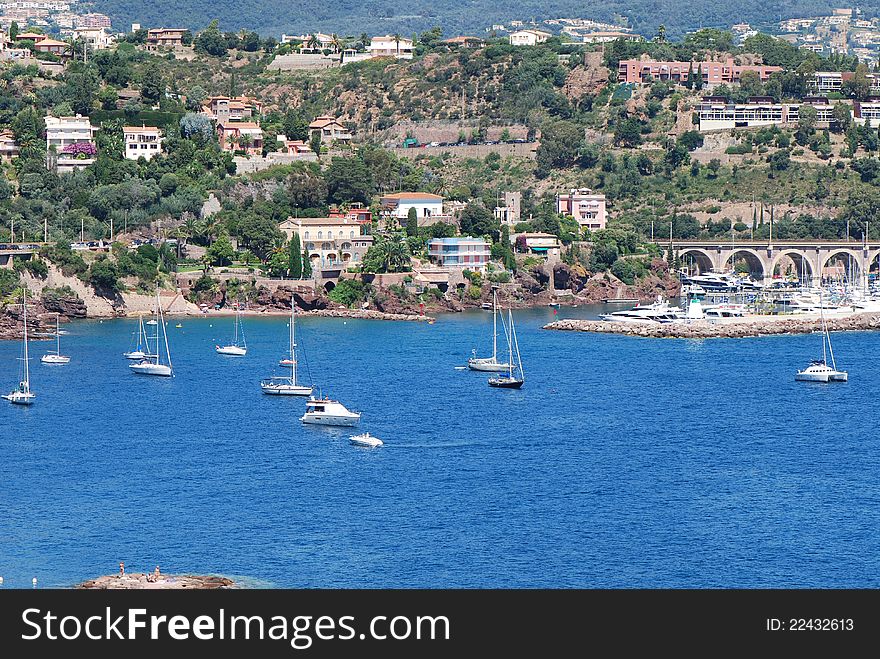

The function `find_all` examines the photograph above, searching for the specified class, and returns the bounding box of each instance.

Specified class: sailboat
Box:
[41,314,70,364]
[488,308,524,389]
[124,314,154,360]
[216,302,247,356]
[130,288,173,377]
[3,289,36,404]
[467,290,513,372]
[261,295,313,396]
[795,294,847,383]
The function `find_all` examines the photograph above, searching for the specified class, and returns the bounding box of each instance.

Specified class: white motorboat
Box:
[599,296,686,323]
[130,287,174,377]
[216,303,247,356]
[301,397,361,426]
[350,433,383,447]
[468,290,514,372]
[262,295,314,396]
[703,303,748,319]
[3,289,35,405]
[41,314,70,364]
[795,295,847,383]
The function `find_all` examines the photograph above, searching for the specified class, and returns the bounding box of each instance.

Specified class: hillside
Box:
[91,1,875,39]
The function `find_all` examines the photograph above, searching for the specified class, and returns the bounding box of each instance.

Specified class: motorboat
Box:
[599,296,686,323]
[468,290,514,372]
[4,289,35,405]
[41,314,70,364]
[301,398,361,426]
[683,270,762,292]
[350,433,383,447]
[703,303,748,319]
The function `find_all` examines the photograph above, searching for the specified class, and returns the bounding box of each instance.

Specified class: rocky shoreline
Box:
[544,313,880,339]
[78,573,235,590]
[306,308,434,322]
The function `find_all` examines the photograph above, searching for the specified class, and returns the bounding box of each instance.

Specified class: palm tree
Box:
[360,33,369,51]
[330,33,341,53]
[306,33,320,52]
[384,237,411,273]
[392,33,402,57]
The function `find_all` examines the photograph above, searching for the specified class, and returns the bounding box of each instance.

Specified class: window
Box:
[317,231,322,239]
[350,231,354,239]
[304,231,309,239]
[327,231,333,240]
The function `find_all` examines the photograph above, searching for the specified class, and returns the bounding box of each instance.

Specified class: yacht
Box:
[488,308,524,389]
[468,290,514,372]
[261,296,313,396]
[683,271,762,292]
[350,433,383,447]
[40,314,70,364]
[703,303,747,319]
[599,296,686,323]
[3,290,35,405]
[216,303,247,356]
[301,398,361,427]
[795,295,847,383]
[130,288,173,377]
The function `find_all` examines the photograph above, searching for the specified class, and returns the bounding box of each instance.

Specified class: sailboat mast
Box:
[507,308,514,378]
[291,296,297,385]
[511,311,524,380]
[56,314,61,355]
[22,289,29,389]
[234,304,239,345]
[492,290,498,360]
[158,288,173,372]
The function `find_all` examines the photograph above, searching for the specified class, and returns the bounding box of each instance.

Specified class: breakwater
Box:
[544,313,880,338]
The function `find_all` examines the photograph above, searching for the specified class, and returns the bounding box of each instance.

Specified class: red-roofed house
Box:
[308,115,352,144]
[217,122,263,155]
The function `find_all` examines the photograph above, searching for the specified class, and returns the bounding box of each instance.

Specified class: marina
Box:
[2,307,879,588]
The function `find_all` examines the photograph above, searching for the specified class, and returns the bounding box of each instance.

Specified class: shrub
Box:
[15,257,48,278]
[467,285,482,300]
[0,269,19,297]
[328,279,368,307]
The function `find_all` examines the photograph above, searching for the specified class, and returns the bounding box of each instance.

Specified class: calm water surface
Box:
[1,305,878,588]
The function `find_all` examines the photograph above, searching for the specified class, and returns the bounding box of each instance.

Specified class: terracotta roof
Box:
[17,32,46,40]
[309,115,345,129]
[123,126,162,133]
[283,217,361,227]
[219,122,261,129]
[381,192,443,201]
[35,38,69,47]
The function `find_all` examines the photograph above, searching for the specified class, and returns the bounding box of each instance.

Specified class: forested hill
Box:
[92,0,880,39]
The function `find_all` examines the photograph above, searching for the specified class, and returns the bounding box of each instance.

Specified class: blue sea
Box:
[1,305,879,588]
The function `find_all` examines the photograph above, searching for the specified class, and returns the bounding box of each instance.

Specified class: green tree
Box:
[535,119,584,175]
[194,20,228,57]
[614,118,642,148]
[265,250,288,277]
[63,63,99,115]
[325,156,373,204]
[282,109,309,141]
[238,214,283,260]
[459,202,498,236]
[707,158,722,177]
[329,279,368,306]
[406,207,419,237]
[87,257,121,293]
[140,61,163,105]
[9,21,18,41]
[832,103,853,133]
[207,235,234,266]
[289,233,303,279]
[302,250,312,278]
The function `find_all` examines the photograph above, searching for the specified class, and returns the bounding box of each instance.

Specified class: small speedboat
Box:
[350,433,383,447]
[301,397,361,426]
[481,302,493,310]
[279,358,294,366]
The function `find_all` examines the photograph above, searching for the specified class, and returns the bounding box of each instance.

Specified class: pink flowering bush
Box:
[61,142,97,158]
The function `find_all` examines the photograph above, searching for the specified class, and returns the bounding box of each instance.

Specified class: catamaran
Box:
[468,290,513,372]
[124,314,154,360]
[216,302,247,356]
[261,295,313,396]
[488,308,524,389]
[130,288,173,377]
[40,313,70,364]
[3,289,35,405]
[795,295,847,383]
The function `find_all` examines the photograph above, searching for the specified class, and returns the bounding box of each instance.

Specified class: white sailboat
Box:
[467,290,513,372]
[261,295,313,396]
[124,314,154,360]
[796,295,847,383]
[216,302,247,356]
[41,314,70,364]
[130,288,173,377]
[3,289,35,405]
[488,308,524,389]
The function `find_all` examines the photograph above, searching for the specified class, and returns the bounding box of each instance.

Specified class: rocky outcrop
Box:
[39,294,87,318]
[307,308,433,322]
[544,313,880,339]
[78,573,235,590]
